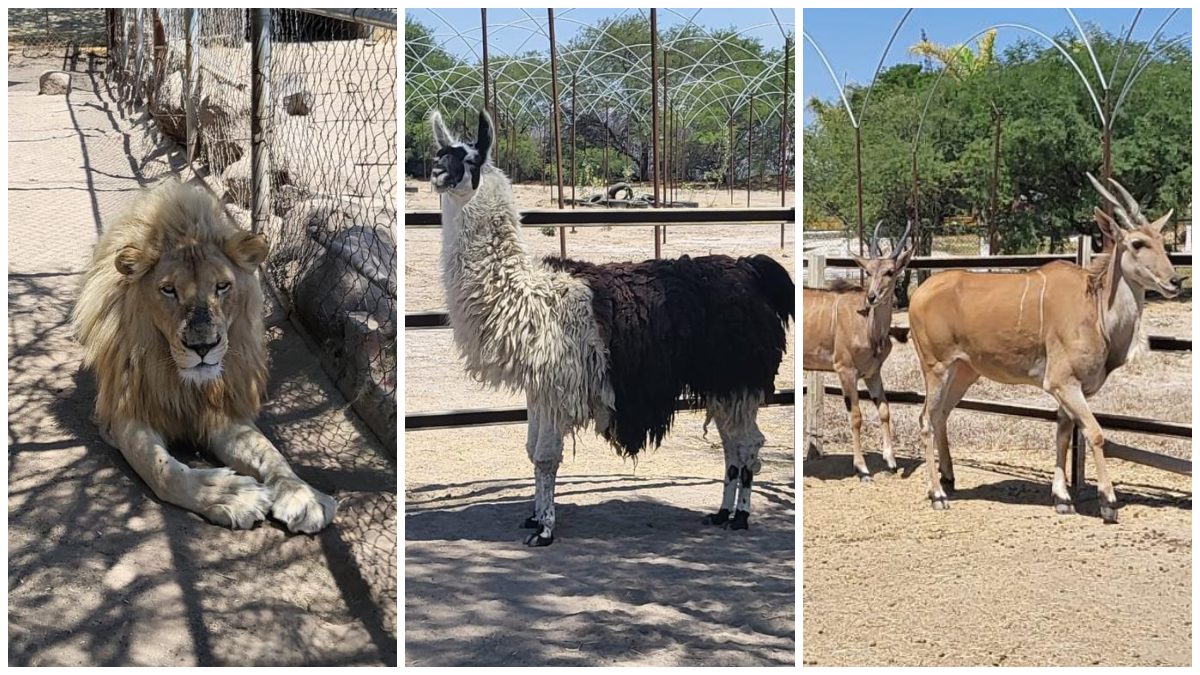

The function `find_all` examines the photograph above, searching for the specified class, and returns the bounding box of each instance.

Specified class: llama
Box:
[431,109,794,546]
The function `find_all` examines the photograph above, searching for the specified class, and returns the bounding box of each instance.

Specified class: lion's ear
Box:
[226,232,269,270]
[114,246,151,279]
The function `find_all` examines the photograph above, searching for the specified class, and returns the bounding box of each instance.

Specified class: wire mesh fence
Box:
[8,8,107,64]
[109,8,397,449]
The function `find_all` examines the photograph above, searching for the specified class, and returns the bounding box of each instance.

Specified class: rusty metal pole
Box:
[663,47,670,207]
[571,72,577,210]
[1100,90,1114,252]
[548,10,566,256]
[650,8,661,258]
[746,95,753,207]
[780,36,790,249]
[729,112,734,204]
[481,9,490,118]
[249,8,271,234]
[987,105,1002,255]
[603,101,609,204]
[854,124,864,258]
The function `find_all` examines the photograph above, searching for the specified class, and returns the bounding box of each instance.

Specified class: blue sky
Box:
[803,8,1191,125]
[406,8,795,62]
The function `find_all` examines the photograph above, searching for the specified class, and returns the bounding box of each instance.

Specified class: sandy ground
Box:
[403,181,797,665]
[8,60,395,665]
[802,301,1191,666]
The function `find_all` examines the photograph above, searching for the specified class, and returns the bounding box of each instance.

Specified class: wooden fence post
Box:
[804,254,825,458]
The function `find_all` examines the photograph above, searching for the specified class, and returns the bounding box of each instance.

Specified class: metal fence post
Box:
[1070,234,1092,497]
[133,8,144,105]
[184,9,200,166]
[804,254,825,458]
[250,8,272,234]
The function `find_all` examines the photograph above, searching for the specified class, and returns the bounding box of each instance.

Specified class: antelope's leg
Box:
[1052,407,1075,514]
[865,372,897,473]
[934,362,979,493]
[1051,384,1118,523]
[918,364,952,509]
[526,411,563,546]
[522,399,542,529]
[836,368,870,481]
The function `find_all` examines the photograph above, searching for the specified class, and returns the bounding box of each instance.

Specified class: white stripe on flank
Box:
[1017,276,1030,329]
[1035,270,1047,337]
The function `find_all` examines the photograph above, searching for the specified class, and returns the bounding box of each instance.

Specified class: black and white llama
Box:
[431,109,794,546]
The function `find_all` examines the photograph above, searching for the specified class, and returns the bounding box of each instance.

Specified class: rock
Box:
[38,71,71,95]
[283,91,313,116]
[149,70,187,142]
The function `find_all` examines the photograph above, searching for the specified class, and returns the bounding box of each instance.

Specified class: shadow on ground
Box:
[8,60,396,666]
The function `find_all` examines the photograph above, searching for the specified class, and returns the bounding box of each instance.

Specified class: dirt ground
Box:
[8,59,395,665]
[403,182,797,665]
[802,301,1191,666]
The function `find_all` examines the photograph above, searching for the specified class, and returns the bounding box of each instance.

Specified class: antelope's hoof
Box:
[857,472,873,484]
[523,527,554,546]
[939,476,956,493]
[1054,498,1075,515]
[730,510,750,530]
[1100,503,1119,524]
[521,516,540,529]
[930,496,950,511]
[805,444,823,461]
[703,508,731,526]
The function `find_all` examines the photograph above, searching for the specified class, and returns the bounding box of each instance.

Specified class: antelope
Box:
[803,221,914,481]
[908,174,1183,522]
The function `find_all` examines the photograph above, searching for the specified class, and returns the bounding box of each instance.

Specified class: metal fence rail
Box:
[406,206,795,228]
[110,8,397,447]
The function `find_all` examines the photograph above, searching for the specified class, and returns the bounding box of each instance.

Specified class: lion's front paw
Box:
[192,468,274,530]
[270,477,337,534]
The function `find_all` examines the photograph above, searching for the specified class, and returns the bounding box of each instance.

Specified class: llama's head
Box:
[430,109,493,198]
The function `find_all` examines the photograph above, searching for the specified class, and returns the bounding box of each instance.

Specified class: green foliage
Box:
[804,29,1191,254]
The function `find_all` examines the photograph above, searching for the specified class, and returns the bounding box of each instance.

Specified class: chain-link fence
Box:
[8,8,107,65]
[109,8,397,449]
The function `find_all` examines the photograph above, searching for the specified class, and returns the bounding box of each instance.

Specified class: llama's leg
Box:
[522,401,542,529]
[526,413,563,546]
[702,416,739,526]
[729,400,766,531]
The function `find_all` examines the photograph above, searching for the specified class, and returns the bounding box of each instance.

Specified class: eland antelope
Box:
[909,174,1183,522]
[803,221,914,481]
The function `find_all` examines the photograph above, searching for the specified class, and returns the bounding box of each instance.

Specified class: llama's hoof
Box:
[520,516,539,529]
[703,508,731,526]
[1054,498,1075,515]
[930,496,950,511]
[940,476,956,493]
[1100,502,1119,524]
[729,510,750,530]
[523,528,554,547]
[857,471,873,484]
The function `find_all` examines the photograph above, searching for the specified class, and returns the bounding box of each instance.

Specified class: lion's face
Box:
[116,232,268,386]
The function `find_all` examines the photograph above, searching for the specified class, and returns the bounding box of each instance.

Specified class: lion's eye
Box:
[160,285,176,297]
[216,281,232,295]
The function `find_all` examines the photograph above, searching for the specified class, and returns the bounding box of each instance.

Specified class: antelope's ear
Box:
[226,232,269,271]
[476,109,493,161]
[1148,208,1173,234]
[115,246,152,279]
[1094,207,1123,243]
[894,243,915,270]
[430,110,453,149]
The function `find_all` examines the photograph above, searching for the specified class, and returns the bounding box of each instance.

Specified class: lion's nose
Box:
[185,338,220,358]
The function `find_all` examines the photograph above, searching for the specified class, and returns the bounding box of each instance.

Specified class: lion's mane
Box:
[72,179,269,442]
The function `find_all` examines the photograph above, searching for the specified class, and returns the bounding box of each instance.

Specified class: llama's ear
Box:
[430,110,453,149]
[476,109,493,161]
[115,246,152,279]
[226,232,270,271]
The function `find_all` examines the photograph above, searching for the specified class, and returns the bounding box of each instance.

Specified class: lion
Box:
[72,178,337,533]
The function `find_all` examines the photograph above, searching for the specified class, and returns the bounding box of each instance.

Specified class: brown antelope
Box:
[909,174,1183,522]
[804,221,914,481]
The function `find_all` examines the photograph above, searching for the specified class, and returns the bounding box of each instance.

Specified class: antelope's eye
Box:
[216,281,232,295]
[884,270,894,277]
[160,285,176,297]
[1131,239,1146,250]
